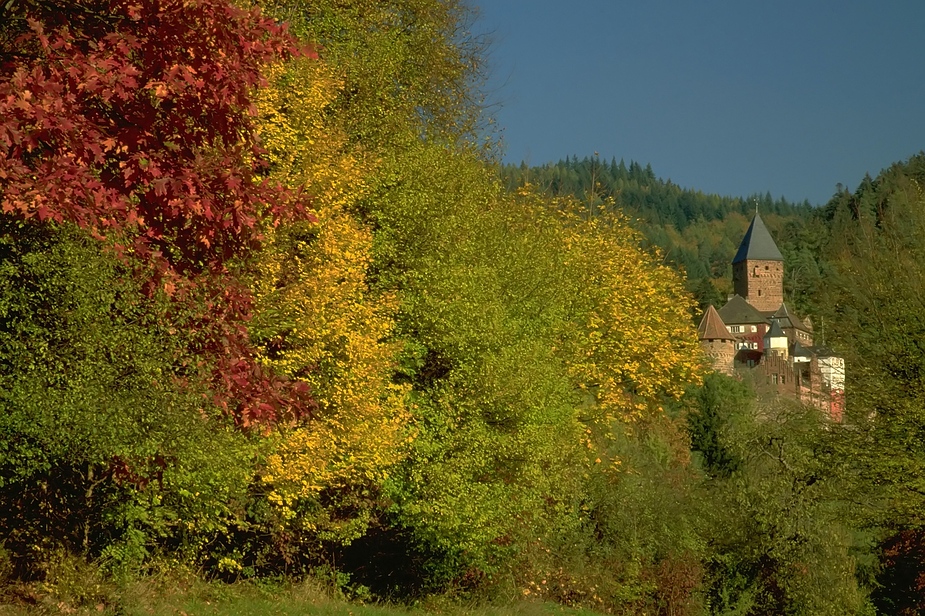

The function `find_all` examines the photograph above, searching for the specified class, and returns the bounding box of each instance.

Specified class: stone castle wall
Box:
[733,258,784,312]
[702,339,735,375]
[739,353,841,420]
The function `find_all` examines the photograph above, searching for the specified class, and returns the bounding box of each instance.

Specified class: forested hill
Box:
[501,156,819,311]
[501,157,815,229]
[821,151,925,222]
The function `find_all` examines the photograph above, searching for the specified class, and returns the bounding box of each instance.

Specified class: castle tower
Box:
[697,305,737,375]
[732,213,784,312]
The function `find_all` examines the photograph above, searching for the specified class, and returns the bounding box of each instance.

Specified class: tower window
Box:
[765,265,769,270]
[758,290,762,296]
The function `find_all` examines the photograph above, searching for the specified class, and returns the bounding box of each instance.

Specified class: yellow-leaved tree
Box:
[559,211,705,423]
[250,58,410,545]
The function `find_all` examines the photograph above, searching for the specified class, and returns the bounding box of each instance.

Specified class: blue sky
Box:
[474,1,925,205]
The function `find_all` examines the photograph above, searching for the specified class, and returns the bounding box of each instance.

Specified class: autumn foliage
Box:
[250,59,410,543]
[0,0,307,265]
[0,0,736,612]
[0,0,321,427]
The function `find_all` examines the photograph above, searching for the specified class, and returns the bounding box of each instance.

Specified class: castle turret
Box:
[698,305,736,375]
[732,213,784,312]
[763,319,788,360]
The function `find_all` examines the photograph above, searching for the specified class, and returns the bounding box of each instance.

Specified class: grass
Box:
[0,572,606,616]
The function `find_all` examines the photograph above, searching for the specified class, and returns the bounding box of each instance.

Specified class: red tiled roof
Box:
[698,305,736,341]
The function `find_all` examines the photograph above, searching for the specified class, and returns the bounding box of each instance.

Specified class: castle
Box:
[698,213,845,420]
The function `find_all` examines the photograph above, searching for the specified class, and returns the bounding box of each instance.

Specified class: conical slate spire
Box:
[764,319,786,339]
[732,213,784,264]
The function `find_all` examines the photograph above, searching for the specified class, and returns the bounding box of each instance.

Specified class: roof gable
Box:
[732,213,784,264]
[773,303,811,333]
[698,305,736,341]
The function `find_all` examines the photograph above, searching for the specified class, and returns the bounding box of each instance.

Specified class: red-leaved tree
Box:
[0,0,316,426]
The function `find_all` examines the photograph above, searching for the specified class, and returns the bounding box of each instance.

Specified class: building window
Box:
[772,374,778,384]
[781,375,786,384]
[729,325,743,333]
[750,325,757,332]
